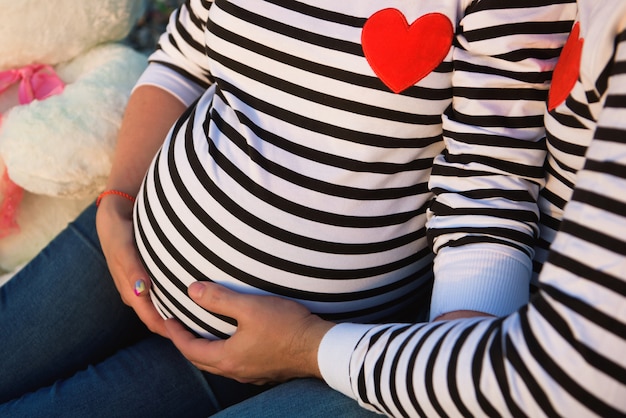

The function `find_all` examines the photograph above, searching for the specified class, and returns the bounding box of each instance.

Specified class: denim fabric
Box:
[0,204,391,417]
[1,335,221,418]
[0,204,259,417]
[214,378,383,418]
[0,204,149,403]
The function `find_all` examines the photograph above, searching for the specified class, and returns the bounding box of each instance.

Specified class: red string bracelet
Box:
[96,190,136,207]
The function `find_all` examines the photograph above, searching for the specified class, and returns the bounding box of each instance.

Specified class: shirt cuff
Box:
[133,63,205,107]
[429,244,531,321]
[318,323,376,399]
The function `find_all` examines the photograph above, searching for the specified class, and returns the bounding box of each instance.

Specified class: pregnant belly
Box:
[133,125,433,339]
[133,176,433,339]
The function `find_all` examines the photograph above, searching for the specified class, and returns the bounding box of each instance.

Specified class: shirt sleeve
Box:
[136,0,215,103]
[318,14,626,417]
[133,63,206,107]
[319,132,626,417]
[426,0,577,319]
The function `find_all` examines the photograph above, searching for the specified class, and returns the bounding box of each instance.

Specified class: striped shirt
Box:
[319,2,626,416]
[133,0,575,339]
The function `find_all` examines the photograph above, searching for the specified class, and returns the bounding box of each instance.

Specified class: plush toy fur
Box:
[0,0,149,274]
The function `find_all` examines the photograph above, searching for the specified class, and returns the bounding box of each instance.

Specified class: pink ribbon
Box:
[0,64,65,104]
[0,64,65,237]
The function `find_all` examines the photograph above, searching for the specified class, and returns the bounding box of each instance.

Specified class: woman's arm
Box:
[96,85,187,337]
[103,86,187,196]
[95,0,213,336]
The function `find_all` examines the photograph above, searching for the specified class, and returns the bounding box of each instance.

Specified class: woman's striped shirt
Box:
[133,0,575,338]
[319,2,626,416]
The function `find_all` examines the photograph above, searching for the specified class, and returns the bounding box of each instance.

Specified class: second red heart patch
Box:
[362,9,453,94]
[548,22,583,111]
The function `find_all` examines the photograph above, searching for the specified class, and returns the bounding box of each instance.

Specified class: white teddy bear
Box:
[0,0,149,279]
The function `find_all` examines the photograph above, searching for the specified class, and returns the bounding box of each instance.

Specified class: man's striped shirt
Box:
[320,2,626,416]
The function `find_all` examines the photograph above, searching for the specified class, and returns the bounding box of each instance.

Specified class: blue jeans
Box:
[215,378,383,417]
[0,204,378,417]
[0,204,263,417]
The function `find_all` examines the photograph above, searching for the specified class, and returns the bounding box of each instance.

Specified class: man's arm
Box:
[166,12,626,417]
[426,0,576,320]
[167,116,626,412]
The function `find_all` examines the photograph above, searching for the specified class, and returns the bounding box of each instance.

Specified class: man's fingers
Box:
[165,318,225,364]
[165,318,275,384]
[187,281,249,318]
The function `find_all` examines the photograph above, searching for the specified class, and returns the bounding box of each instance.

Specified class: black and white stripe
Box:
[134,0,574,338]
[341,5,626,416]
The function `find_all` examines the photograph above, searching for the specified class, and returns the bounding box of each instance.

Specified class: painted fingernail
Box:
[134,279,147,296]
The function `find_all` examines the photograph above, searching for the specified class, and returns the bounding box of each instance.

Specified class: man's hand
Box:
[165,282,335,385]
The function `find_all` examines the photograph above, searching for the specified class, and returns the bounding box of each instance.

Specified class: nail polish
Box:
[134,279,146,296]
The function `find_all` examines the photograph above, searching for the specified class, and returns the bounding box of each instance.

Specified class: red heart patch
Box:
[362,9,453,94]
[548,22,583,111]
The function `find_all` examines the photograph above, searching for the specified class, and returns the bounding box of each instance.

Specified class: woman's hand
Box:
[94,85,188,338]
[165,282,335,385]
[96,195,168,338]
